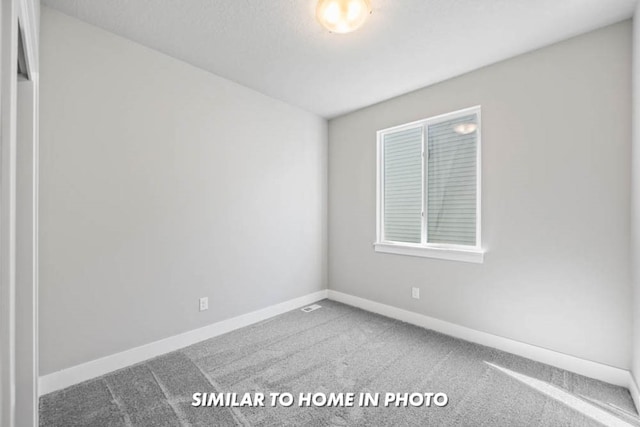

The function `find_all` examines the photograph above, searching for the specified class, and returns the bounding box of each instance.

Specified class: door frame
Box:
[1,0,39,426]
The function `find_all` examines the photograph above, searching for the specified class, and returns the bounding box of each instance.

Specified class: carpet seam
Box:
[187,350,249,427]
[103,378,134,427]
[148,366,189,426]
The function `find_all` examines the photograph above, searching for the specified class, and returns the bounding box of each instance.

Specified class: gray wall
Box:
[632,7,640,385]
[329,21,632,369]
[39,8,327,375]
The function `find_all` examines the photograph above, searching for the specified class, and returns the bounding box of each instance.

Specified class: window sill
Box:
[374,242,485,264]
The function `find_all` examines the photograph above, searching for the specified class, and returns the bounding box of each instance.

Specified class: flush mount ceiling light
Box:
[316,0,372,34]
[453,123,478,135]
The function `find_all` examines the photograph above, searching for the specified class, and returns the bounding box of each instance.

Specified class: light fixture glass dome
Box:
[316,0,371,34]
[453,123,478,135]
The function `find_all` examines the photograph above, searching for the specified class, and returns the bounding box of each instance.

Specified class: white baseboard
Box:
[327,290,631,389]
[40,287,636,411]
[630,374,640,414]
[39,289,329,395]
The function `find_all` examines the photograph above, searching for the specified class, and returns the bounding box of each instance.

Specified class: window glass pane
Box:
[383,127,423,243]
[427,114,477,246]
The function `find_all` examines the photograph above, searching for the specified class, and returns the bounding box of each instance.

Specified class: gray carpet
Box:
[40,300,640,426]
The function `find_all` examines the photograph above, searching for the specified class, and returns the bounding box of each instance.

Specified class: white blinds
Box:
[383,127,423,243]
[427,114,477,246]
[380,109,479,248]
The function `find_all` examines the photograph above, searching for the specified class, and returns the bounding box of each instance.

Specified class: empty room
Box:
[2,0,640,426]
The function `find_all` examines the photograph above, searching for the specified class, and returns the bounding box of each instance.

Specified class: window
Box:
[375,106,484,263]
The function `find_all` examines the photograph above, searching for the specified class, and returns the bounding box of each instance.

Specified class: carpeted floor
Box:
[40,299,640,426]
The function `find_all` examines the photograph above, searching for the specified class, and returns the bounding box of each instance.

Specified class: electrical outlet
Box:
[412,287,420,299]
[199,297,209,311]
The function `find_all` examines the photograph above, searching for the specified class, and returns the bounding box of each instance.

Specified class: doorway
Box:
[1,2,39,425]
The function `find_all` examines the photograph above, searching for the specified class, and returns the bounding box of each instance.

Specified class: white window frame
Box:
[374,106,484,263]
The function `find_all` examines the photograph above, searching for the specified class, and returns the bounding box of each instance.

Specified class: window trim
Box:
[374,106,484,263]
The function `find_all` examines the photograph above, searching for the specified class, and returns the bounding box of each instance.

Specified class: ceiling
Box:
[42,0,637,118]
